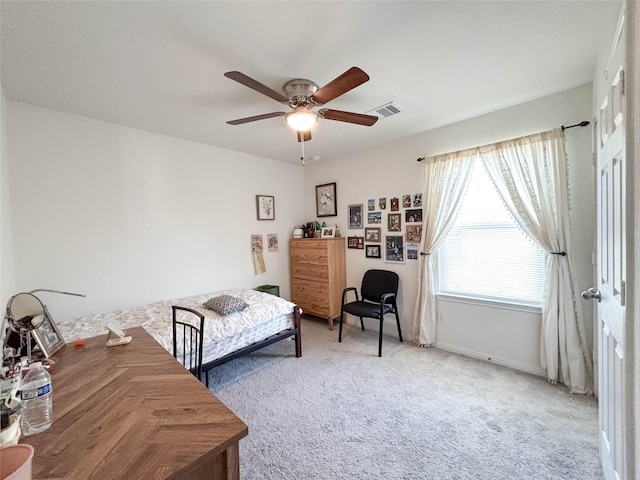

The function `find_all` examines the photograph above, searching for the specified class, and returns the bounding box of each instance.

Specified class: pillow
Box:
[202,295,248,315]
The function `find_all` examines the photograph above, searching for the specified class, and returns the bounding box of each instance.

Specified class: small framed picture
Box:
[367,211,382,224]
[348,204,363,229]
[316,182,337,217]
[321,226,335,238]
[405,208,423,223]
[256,195,275,220]
[385,234,405,263]
[406,225,422,243]
[407,242,419,260]
[365,227,381,243]
[402,195,412,208]
[367,199,375,211]
[347,236,364,249]
[366,244,381,258]
[390,197,399,211]
[32,306,66,358]
[267,233,279,252]
[379,198,387,210]
[413,194,423,207]
[388,213,402,232]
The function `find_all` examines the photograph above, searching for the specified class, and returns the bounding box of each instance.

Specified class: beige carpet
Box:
[207,316,602,480]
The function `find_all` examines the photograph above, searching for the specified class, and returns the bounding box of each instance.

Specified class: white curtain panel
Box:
[478,129,593,394]
[411,150,475,346]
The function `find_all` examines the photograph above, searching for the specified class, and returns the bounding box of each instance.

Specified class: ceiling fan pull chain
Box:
[300,140,305,166]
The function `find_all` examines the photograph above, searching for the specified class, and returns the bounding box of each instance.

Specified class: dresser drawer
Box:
[291,280,330,318]
[291,262,329,282]
[290,248,329,264]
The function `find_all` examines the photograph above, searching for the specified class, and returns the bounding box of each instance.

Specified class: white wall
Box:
[304,85,595,376]
[1,87,17,308]
[6,101,305,321]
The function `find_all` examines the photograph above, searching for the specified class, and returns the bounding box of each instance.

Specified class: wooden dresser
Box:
[290,237,346,329]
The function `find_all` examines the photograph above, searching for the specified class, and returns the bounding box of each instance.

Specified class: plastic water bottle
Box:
[20,362,53,435]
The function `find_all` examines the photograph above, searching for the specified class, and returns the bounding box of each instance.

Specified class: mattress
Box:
[56,289,297,364]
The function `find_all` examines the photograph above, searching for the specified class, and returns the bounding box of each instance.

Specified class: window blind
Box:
[436,158,545,306]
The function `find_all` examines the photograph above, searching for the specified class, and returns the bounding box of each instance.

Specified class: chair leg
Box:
[378,317,384,357]
[359,317,365,331]
[395,309,403,343]
[339,312,344,342]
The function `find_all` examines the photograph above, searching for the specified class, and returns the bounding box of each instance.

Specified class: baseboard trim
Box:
[434,341,546,378]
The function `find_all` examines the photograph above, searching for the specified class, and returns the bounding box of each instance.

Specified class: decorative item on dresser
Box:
[290,237,346,330]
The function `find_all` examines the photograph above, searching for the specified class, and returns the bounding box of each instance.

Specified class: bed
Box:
[56,289,302,376]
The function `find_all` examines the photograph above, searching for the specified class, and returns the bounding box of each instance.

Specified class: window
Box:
[436,158,545,306]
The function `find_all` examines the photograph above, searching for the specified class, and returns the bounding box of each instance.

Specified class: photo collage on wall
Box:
[347,193,423,263]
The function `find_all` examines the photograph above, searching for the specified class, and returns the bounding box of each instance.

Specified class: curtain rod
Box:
[416,120,590,162]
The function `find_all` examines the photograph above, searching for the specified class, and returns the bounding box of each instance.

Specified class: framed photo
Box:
[316,182,337,217]
[407,242,419,260]
[321,226,335,238]
[348,204,363,229]
[388,213,402,232]
[347,236,364,249]
[379,198,387,210]
[413,193,423,207]
[390,197,400,211]
[405,208,423,223]
[366,244,381,258]
[402,195,412,208]
[406,225,423,243]
[385,234,405,263]
[256,195,275,220]
[32,306,65,358]
[365,227,381,242]
[367,211,382,224]
[367,199,375,211]
[267,233,279,252]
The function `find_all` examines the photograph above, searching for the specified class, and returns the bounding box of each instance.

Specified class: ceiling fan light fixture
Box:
[285,106,318,131]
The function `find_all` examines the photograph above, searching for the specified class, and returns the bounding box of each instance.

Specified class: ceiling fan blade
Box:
[311,67,370,105]
[297,130,312,142]
[224,71,289,103]
[226,112,286,125]
[320,109,378,126]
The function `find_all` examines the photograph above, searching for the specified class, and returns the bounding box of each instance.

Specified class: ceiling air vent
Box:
[367,102,403,119]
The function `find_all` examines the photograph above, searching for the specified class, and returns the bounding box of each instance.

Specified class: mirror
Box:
[3,293,47,367]
[5,293,46,334]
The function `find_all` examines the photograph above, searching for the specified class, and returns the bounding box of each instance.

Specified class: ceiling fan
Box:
[224,67,378,143]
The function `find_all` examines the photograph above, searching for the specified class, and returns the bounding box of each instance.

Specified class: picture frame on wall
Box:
[347,236,364,249]
[366,244,381,258]
[405,208,423,223]
[348,204,363,229]
[385,234,405,263]
[388,213,402,232]
[31,306,66,358]
[367,211,382,224]
[365,227,381,242]
[256,195,275,220]
[390,197,400,211]
[316,182,337,217]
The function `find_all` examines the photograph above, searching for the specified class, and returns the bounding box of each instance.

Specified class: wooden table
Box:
[22,326,248,480]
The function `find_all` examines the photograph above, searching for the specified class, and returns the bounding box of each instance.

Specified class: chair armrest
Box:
[341,287,359,307]
[380,293,396,304]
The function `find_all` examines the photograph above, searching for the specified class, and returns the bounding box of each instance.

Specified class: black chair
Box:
[172,306,207,387]
[339,269,403,357]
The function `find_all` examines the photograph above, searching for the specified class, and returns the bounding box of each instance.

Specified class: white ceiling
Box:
[1,1,621,165]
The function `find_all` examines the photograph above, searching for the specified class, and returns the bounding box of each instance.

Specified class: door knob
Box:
[581,287,601,302]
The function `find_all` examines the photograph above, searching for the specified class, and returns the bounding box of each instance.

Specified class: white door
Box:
[588,25,626,480]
